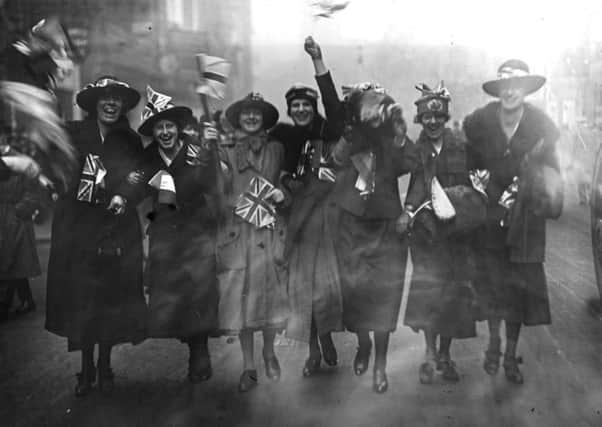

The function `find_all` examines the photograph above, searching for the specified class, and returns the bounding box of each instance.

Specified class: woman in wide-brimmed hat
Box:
[464,59,562,385]
[120,86,219,383]
[46,75,147,397]
[217,92,290,392]
[400,82,479,385]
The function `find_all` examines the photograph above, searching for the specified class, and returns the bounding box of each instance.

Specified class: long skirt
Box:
[404,232,476,339]
[216,214,288,334]
[287,199,343,342]
[337,211,407,332]
[146,214,218,338]
[474,247,551,326]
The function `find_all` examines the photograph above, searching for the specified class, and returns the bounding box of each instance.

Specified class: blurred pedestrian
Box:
[122,87,219,383]
[45,76,146,397]
[217,92,289,392]
[0,157,41,321]
[268,36,344,377]
[400,82,478,384]
[464,59,563,384]
[331,81,419,393]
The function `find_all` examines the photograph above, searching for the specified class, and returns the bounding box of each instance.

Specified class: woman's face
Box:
[420,112,447,140]
[153,119,179,151]
[499,82,526,112]
[239,107,264,134]
[289,99,315,127]
[96,93,124,125]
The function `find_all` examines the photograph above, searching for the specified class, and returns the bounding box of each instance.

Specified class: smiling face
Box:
[239,107,264,134]
[420,112,447,140]
[153,119,179,151]
[289,98,315,127]
[499,81,526,112]
[96,92,124,125]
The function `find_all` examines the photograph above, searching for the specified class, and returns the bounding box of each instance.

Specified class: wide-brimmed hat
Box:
[414,81,451,123]
[225,92,279,130]
[482,59,546,97]
[285,84,318,112]
[76,76,140,113]
[138,86,192,136]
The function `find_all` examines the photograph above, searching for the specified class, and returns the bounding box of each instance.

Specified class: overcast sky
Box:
[251,0,602,70]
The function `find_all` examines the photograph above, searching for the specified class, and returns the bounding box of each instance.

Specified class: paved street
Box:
[1,194,602,427]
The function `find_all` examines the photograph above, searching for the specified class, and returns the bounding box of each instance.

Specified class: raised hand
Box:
[304,36,322,60]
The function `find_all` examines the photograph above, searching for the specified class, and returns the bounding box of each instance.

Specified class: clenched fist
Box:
[304,36,322,60]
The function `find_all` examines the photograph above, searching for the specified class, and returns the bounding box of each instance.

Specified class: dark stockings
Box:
[373,331,390,370]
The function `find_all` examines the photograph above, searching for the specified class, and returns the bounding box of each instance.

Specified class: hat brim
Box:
[482,75,546,97]
[76,85,141,113]
[225,99,279,131]
[138,106,193,136]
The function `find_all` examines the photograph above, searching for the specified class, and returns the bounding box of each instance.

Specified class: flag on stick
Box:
[234,176,277,229]
[195,54,231,100]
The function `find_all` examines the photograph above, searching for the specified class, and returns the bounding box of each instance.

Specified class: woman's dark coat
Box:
[403,129,476,338]
[463,101,560,325]
[45,117,146,350]
[122,140,218,338]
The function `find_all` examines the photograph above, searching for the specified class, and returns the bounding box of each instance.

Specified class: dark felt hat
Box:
[225,92,279,130]
[76,76,140,113]
[138,86,192,136]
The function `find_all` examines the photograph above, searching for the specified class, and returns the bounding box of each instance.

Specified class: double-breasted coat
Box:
[403,129,476,339]
[122,140,218,338]
[463,101,561,325]
[45,118,146,350]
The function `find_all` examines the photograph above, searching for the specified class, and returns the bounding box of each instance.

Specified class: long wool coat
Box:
[123,140,218,338]
[463,101,560,325]
[45,118,146,350]
[403,129,476,339]
[269,72,344,342]
[215,132,289,334]
[333,122,419,332]
[0,174,41,279]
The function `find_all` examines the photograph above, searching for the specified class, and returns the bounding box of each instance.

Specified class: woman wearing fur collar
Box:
[464,60,562,384]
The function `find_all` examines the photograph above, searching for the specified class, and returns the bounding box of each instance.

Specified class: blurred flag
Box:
[148,169,177,206]
[195,54,231,100]
[234,176,277,229]
[311,0,350,18]
[76,154,106,203]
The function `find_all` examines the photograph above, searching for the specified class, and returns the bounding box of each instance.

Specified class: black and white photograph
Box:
[1,0,602,426]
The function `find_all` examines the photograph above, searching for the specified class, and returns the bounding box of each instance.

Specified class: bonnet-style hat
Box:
[413,81,451,123]
[482,59,546,97]
[225,92,279,130]
[138,86,192,136]
[76,76,140,113]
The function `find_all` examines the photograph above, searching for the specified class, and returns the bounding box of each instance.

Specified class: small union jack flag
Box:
[142,86,174,122]
[234,176,277,229]
[77,153,106,203]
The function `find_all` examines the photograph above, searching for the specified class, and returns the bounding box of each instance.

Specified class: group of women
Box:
[41,36,562,397]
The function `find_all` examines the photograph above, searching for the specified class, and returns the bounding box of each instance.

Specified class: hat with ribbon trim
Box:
[76,75,140,113]
[138,86,193,136]
[482,59,546,97]
[225,92,279,130]
[414,81,451,123]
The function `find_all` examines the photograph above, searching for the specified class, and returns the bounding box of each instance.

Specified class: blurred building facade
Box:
[1,0,252,122]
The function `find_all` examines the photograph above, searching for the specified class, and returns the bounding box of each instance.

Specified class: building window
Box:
[166,0,184,27]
